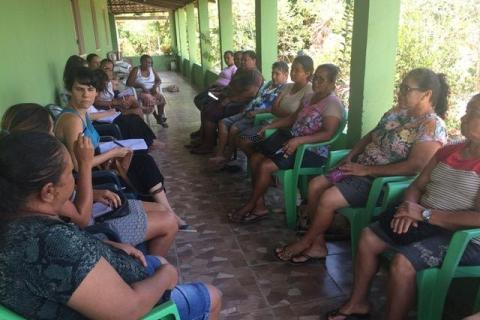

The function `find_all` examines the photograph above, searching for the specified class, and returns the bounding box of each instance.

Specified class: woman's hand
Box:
[390,216,418,234]
[112,147,132,158]
[393,201,424,222]
[74,134,94,169]
[339,162,370,176]
[282,137,301,156]
[390,201,425,234]
[93,189,122,208]
[108,242,147,267]
[257,125,269,137]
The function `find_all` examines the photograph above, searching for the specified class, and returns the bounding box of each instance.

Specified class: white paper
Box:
[99,139,148,153]
[94,112,121,123]
[87,106,120,123]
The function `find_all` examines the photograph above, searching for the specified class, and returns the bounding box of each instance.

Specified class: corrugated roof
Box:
[108,0,196,14]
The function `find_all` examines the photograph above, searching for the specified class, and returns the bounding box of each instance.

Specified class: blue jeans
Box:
[145,256,211,320]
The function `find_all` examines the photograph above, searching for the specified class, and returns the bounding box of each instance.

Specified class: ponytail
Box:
[434,73,450,119]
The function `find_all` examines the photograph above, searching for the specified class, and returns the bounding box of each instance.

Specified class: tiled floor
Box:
[147,72,459,319]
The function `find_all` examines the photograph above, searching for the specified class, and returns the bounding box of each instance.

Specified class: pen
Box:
[113,140,125,148]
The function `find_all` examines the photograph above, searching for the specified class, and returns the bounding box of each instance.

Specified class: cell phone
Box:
[208,91,219,101]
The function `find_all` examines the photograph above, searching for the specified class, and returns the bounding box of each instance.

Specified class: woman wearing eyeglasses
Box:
[275,68,449,264]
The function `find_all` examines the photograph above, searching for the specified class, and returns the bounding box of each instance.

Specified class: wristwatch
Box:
[421,209,432,223]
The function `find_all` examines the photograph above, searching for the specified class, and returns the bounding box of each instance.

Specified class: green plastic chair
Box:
[253,112,275,126]
[0,300,180,320]
[329,149,415,260]
[269,112,348,229]
[381,181,480,320]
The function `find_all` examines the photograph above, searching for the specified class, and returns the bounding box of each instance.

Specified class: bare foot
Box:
[275,240,312,261]
[228,203,255,222]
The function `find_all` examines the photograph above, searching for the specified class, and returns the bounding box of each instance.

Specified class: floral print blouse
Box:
[291,92,345,157]
[356,107,448,166]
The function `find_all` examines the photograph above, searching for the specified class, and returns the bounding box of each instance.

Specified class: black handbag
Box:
[378,206,448,245]
[94,189,131,223]
[255,128,293,157]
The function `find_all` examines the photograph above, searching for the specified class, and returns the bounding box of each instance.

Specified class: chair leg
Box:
[282,171,297,229]
[299,175,308,200]
[416,269,438,320]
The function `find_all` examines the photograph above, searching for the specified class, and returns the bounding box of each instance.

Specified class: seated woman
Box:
[1,103,177,256]
[189,50,264,154]
[126,54,168,127]
[54,66,188,229]
[193,50,238,113]
[0,131,221,319]
[208,60,289,169]
[95,58,143,117]
[86,53,101,70]
[230,64,345,223]
[236,55,314,157]
[327,93,480,320]
[91,67,161,148]
[276,68,449,264]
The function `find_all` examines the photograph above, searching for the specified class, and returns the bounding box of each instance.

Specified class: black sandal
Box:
[325,308,370,320]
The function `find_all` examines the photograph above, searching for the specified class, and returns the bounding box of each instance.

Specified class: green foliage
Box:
[396,0,480,137]
[116,17,171,56]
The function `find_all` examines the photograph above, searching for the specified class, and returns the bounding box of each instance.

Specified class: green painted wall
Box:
[191,64,204,88]
[0,0,113,114]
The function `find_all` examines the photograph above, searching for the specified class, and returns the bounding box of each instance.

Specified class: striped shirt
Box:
[421,143,480,211]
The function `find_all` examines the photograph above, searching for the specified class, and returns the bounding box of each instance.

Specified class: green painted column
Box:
[108,12,118,52]
[255,0,278,79]
[347,0,401,146]
[177,8,188,59]
[217,0,233,69]
[169,10,177,55]
[185,3,199,64]
[198,0,210,70]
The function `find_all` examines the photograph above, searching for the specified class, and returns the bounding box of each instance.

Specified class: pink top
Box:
[215,64,237,87]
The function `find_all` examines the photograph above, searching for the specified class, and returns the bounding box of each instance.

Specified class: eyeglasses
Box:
[399,83,424,95]
[312,75,326,83]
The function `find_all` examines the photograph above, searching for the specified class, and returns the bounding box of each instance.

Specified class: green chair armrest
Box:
[292,141,335,179]
[0,305,26,320]
[141,300,180,320]
[439,228,480,277]
[254,112,275,125]
[264,128,276,138]
[326,149,351,170]
[364,175,415,218]
[380,179,415,211]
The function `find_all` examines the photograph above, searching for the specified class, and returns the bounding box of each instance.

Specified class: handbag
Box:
[94,189,131,223]
[378,206,448,245]
[255,128,293,157]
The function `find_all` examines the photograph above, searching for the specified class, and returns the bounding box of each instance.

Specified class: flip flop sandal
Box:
[325,308,370,320]
[289,253,326,265]
[238,212,268,224]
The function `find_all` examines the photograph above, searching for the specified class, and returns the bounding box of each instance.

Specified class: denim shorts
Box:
[269,150,326,170]
[334,175,374,207]
[369,222,480,271]
[145,256,211,320]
